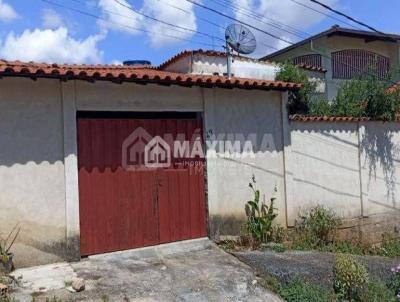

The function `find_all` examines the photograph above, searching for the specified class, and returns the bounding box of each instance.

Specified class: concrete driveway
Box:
[10,240,281,302]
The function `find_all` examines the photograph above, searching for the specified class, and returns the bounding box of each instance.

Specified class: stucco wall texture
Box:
[0,77,399,267]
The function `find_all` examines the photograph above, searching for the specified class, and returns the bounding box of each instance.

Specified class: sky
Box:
[0,0,399,66]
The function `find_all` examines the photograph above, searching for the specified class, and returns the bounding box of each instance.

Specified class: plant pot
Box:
[0,253,14,274]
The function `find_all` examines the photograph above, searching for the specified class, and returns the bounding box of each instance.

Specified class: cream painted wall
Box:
[75,81,204,112]
[360,122,400,217]
[2,75,399,267]
[287,121,400,236]
[204,88,286,237]
[288,122,362,224]
[0,78,66,267]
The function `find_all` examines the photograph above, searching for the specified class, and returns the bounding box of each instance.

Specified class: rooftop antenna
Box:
[225,24,257,78]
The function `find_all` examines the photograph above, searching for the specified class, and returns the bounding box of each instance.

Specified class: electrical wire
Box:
[308,0,393,39]
[288,0,362,30]
[208,0,310,39]
[155,0,225,31]
[112,0,225,43]
[186,0,397,85]
[185,0,294,46]
[40,0,220,48]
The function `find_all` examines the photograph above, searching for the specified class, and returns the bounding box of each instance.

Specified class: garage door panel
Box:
[78,117,207,256]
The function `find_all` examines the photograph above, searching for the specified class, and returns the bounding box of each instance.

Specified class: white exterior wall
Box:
[360,122,400,217]
[2,75,400,267]
[288,122,362,223]
[204,89,286,237]
[0,78,66,267]
[287,121,400,241]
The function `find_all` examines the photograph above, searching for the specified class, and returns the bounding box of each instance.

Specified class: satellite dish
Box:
[225,24,257,55]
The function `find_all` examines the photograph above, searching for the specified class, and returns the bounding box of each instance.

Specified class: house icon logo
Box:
[144,136,171,168]
[122,127,171,170]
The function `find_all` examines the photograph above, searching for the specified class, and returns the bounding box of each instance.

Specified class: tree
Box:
[275,62,317,115]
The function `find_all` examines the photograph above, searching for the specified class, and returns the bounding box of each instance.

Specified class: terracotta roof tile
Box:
[289,115,371,122]
[295,63,327,73]
[0,59,302,91]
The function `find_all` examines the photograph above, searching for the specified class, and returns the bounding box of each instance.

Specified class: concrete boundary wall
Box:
[285,120,400,242]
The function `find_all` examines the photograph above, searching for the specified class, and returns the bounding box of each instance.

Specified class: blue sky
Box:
[0,0,399,65]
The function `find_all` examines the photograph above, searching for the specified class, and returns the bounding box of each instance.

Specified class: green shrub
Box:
[322,240,373,256]
[309,99,333,116]
[378,233,400,258]
[278,277,335,302]
[333,254,369,301]
[244,177,278,246]
[270,225,287,244]
[275,62,317,115]
[360,279,397,302]
[292,206,339,249]
[388,264,400,299]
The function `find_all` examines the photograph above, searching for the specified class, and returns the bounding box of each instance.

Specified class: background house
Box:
[262,25,400,100]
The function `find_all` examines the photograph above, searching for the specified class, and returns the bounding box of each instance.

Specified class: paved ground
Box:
[234,250,399,290]
[10,245,282,302]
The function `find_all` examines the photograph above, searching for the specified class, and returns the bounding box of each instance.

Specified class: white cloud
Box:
[98,0,143,34]
[141,0,197,47]
[111,59,123,65]
[0,28,104,64]
[96,0,197,47]
[232,0,338,56]
[41,8,64,29]
[0,0,18,22]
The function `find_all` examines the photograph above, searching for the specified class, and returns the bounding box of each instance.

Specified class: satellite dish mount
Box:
[224,24,257,78]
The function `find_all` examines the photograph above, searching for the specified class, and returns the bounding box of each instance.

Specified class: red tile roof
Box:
[295,63,327,73]
[158,49,325,73]
[0,59,302,91]
[289,115,371,122]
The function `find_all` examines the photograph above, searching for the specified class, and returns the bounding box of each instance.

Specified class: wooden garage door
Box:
[77,117,207,256]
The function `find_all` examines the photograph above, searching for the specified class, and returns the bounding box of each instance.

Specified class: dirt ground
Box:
[10,245,282,302]
[234,250,399,289]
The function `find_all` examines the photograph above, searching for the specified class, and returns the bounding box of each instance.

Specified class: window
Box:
[293,54,322,68]
[332,49,390,79]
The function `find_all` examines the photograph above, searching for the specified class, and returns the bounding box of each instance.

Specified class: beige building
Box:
[262,26,400,100]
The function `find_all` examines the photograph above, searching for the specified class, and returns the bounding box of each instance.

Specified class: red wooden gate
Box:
[77,118,207,256]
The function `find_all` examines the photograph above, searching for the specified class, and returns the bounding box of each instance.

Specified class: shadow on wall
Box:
[361,123,400,209]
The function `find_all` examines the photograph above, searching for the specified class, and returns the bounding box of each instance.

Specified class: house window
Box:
[293,54,322,68]
[332,49,390,79]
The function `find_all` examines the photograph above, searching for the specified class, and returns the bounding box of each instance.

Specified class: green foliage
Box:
[309,99,333,116]
[378,233,400,258]
[360,279,397,302]
[307,71,400,121]
[245,177,278,245]
[333,254,369,301]
[0,298,18,302]
[278,277,336,302]
[270,225,287,244]
[0,224,20,264]
[387,264,400,299]
[275,62,317,115]
[292,206,339,249]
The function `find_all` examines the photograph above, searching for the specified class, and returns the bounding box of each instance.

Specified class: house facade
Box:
[1,51,400,269]
[0,57,300,267]
[262,26,400,100]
